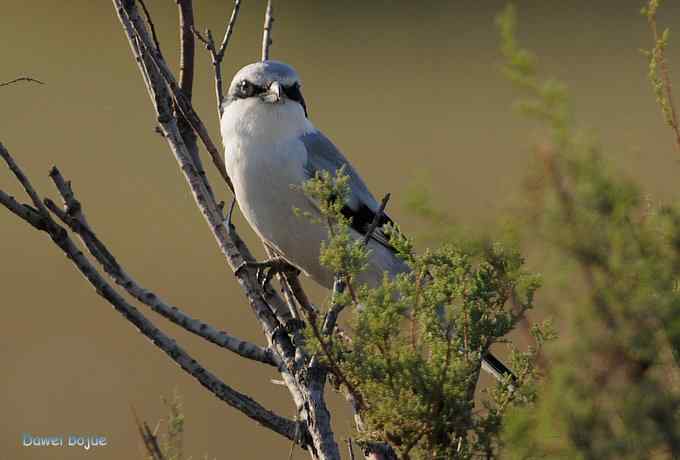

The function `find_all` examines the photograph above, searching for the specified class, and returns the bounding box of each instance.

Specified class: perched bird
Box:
[221,60,512,381]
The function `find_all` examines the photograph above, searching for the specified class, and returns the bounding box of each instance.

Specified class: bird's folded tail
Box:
[481,352,517,387]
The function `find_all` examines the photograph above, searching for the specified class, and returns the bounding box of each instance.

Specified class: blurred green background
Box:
[2,1,680,458]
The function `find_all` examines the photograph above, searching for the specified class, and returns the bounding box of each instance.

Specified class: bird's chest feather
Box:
[225,136,312,240]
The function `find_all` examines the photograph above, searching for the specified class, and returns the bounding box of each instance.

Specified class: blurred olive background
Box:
[2,1,680,458]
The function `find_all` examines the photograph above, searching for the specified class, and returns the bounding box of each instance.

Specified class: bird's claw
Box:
[236,257,299,288]
[222,197,238,235]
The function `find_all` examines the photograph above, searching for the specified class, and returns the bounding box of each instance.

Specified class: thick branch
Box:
[112,3,344,458]
[286,274,365,412]
[115,0,298,370]
[0,143,299,441]
[42,167,279,368]
[124,2,233,193]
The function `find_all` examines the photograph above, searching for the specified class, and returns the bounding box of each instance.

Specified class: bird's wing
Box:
[300,130,395,250]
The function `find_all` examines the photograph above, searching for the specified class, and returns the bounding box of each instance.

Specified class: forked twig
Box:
[42,167,279,367]
[0,143,298,440]
[193,0,241,116]
[131,405,167,460]
[125,11,234,193]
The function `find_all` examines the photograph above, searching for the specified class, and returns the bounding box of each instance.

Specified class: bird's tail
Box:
[481,352,517,385]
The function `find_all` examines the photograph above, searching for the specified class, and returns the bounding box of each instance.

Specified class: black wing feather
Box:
[341,203,395,251]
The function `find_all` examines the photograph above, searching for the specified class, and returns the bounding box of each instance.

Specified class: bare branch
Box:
[262,0,274,61]
[173,0,216,204]
[194,0,241,116]
[217,0,241,59]
[0,76,44,87]
[123,3,233,192]
[42,167,280,368]
[132,406,167,460]
[285,273,366,412]
[0,189,45,230]
[177,0,195,101]
[113,0,306,393]
[0,144,299,441]
[321,278,347,336]
[138,0,163,59]
[321,194,390,338]
[111,2,345,457]
[0,143,50,216]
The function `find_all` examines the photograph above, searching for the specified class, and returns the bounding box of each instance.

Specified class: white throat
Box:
[220,98,314,146]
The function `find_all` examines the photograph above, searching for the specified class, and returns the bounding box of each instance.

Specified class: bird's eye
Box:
[239,80,255,97]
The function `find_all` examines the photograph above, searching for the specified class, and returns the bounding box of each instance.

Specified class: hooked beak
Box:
[262,81,283,104]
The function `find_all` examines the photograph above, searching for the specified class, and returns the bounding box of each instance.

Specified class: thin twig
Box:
[124,7,234,192]
[138,0,163,59]
[217,0,241,58]
[287,416,299,460]
[538,144,616,329]
[261,0,274,61]
[42,167,280,368]
[347,438,356,460]
[132,406,167,460]
[111,2,341,457]
[0,144,51,216]
[193,0,241,116]
[115,0,299,376]
[645,1,680,151]
[286,273,366,411]
[362,193,391,246]
[318,194,392,341]
[0,144,298,441]
[0,76,44,87]
[321,277,347,336]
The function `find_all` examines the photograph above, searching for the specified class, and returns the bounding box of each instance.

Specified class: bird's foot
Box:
[236,257,300,288]
[221,197,237,234]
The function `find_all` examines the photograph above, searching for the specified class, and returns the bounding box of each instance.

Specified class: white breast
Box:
[221,98,326,276]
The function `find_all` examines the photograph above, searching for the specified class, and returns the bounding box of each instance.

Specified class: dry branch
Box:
[124,7,233,192]
[262,0,274,61]
[42,167,280,368]
[0,76,44,87]
[0,143,299,441]
[1,0,390,457]
[112,1,344,457]
[193,0,241,116]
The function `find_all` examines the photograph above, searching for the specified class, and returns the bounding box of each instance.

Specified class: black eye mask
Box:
[283,83,308,117]
[238,80,266,98]
[235,80,308,118]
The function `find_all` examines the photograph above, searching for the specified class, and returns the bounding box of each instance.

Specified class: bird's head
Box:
[224,60,308,117]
